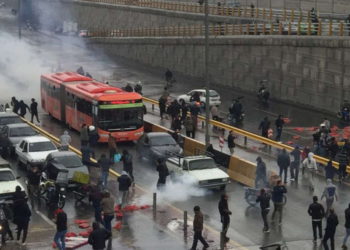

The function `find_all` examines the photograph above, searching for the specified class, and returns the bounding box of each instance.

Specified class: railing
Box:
[82,0,314,22]
[85,21,350,37]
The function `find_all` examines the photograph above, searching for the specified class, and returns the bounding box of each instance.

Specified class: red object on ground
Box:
[293,127,304,132]
[114,205,121,212]
[293,135,301,140]
[78,223,90,229]
[308,127,318,131]
[286,141,294,145]
[52,242,57,248]
[113,222,122,230]
[123,205,140,212]
[78,231,91,238]
[65,232,78,238]
[330,133,339,137]
[283,118,291,124]
[74,219,88,225]
[140,205,151,209]
[116,212,123,219]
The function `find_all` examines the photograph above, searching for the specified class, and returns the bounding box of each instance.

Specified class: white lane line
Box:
[35,210,56,228]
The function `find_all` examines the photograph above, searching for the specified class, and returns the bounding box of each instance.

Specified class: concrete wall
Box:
[89,36,350,112]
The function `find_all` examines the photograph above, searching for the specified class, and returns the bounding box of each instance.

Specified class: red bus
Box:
[40,72,144,142]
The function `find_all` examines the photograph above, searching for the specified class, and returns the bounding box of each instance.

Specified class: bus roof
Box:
[41,72,92,83]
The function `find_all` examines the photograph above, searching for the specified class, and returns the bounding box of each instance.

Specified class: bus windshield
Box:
[98,107,143,131]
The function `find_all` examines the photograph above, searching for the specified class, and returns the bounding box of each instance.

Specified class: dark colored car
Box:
[43,151,88,183]
[0,124,37,157]
[136,132,182,162]
[0,112,23,129]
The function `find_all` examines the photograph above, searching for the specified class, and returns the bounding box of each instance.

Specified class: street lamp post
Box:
[204,0,210,148]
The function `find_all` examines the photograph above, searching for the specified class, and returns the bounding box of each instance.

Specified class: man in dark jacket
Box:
[275,115,285,141]
[258,117,270,138]
[13,201,31,245]
[290,145,301,181]
[256,188,271,232]
[98,154,113,188]
[277,149,290,184]
[89,185,103,223]
[118,171,132,208]
[323,208,338,250]
[255,157,267,188]
[159,96,167,119]
[11,97,19,114]
[156,159,169,189]
[191,206,209,250]
[342,203,350,249]
[121,150,134,183]
[18,100,30,118]
[27,166,41,208]
[271,180,287,225]
[54,210,67,250]
[337,148,348,183]
[30,98,40,123]
[218,194,232,242]
[227,131,236,154]
[308,196,325,243]
[88,222,111,250]
[81,144,96,167]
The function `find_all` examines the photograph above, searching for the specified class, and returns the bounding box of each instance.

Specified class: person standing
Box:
[89,185,103,223]
[323,208,338,250]
[88,222,111,250]
[117,171,132,209]
[255,157,267,188]
[81,143,96,167]
[108,133,117,161]
[98,154,113,188]
[342,204,350,249]
[256,188,271,233]
[27,166,41,208]
[302,152,318,191]
[101,191,114,232]
[290,145,301,182]
[191,206,209,250]
[59,130,71,151]
[258,117,270,138]
[54,209,67,250]
[337,148,348,183]
[156,159,169,189]
[11,97,19,114]
[158,95,167,119]
[88,126,99,147]
[211,105,219,121]
[271,180,287,225]
[80,124,89,146]
[184,115,195,139]
[227,131,236,154]
[13,201,31,246]
[277,149,290,184]
[275,115,285,141]
[321,179,338,217]
[190,102,200,130]
[325,160,336,181]
[30,98,40,123]
[180,100,188,122]
[121,150,134,183]
[19,100,30,118]
[218,194,232,242]
[308,196,325,243]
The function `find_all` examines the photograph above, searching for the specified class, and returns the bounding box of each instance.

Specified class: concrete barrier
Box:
[227,156,255,187]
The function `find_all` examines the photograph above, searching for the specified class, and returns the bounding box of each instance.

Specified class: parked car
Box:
[177,89,221,106]
[0,167,26,202]
[0,157,11,168]
[0,124,38,157]
[166,155,229,190]
[43,151,88,183]
[16,136,58,171]
[136,132,182,162]
[0,112,23,129]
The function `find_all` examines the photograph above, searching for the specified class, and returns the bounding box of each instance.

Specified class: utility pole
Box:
[204,0,210,148]
[18,0,21,39]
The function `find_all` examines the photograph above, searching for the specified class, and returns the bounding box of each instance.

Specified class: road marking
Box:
[35,210,56,228]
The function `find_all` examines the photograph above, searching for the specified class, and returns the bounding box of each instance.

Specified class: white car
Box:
[0,168,26,202]
[166,155,229,190]
[177,89,221,106]
[16,136,58,171]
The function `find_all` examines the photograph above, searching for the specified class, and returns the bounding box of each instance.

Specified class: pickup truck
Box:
[166,155,230,190]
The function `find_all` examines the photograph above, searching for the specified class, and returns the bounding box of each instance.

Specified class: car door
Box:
[16,140,25,162]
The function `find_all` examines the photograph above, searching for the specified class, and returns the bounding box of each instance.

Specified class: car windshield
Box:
[9,127,36,137]
[188,159,216,170]
[209,90,219,97]
[0,171,15,181]
[0,116,22,125]
[29,141,56,152]
[54,155,82,168]
[149,135,177,146]
[98,107,143,131]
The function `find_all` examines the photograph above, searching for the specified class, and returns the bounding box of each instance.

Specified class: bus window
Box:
[98,108,143,131]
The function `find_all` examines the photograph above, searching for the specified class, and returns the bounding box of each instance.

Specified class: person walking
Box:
[308,196,325,243]
[156,159,169,189]
[290,145,301,181]
[117,171,132,209]
[323,208,338,250]
[81,143,96,167]
[258,117,270,138]
[337,148,348,183]
[11,97,19,114]
[256,188,271,233]
[121,150,134,183]
[54,209,67,250]
[88,222,111,250]
[218,194,232,242]
[30,98,40,123]
[89,185,103,223]
[18,100,30,118]
[101,191,114,232]
[59,130,71,151]
[184,115,195,139]
[98,154,113,188]
[275,115,285,141]
[191,206,209,250]
[325,160,336,181]
[227,131,236,154]
[271,180,287,225]
[302,152,318,191]
[108,133,117,161]
[277,149,290,184]
[255,157,267,188]
[88,126,99,147]
[27,166,41,208]
[13,201,31,246]
[158,95,167,119]
[321,179,338,217]
[180,100,188,122]
[80,124,89,146]
[342,203,350,249]
[190,102,200,130]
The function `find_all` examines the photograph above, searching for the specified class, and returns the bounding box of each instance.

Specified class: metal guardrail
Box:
[142,97,347,170]
[85,21,350,37]
[82,0,314,22]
